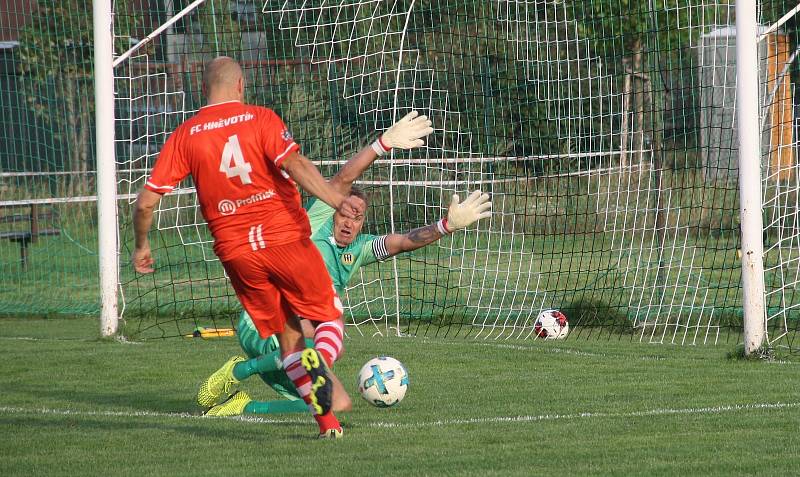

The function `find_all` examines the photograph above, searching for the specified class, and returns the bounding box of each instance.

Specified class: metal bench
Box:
[0,204,61,270]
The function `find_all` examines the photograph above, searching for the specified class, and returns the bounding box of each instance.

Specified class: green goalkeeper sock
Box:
[244,399,308,414]
[233,350,282,381]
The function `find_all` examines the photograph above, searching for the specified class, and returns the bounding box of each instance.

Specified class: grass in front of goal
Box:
[2,316,799,476]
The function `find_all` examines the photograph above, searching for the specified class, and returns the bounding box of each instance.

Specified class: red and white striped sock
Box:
[314,319,344,367]
[282,349,340,433]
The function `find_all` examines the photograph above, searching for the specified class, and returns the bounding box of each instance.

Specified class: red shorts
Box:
[221,238,343,338]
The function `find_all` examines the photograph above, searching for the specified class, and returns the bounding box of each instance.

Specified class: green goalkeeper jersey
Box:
[305,198,390,296]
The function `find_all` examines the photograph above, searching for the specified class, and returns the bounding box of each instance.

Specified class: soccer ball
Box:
[357,356,409,408]
[534,309,569,339]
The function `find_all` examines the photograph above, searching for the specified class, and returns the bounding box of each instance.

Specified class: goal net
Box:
[1,1,108,316]
[3,0,796,352]
[110,0,799,349]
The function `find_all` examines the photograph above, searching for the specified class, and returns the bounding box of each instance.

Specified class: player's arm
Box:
[132,188,164,274]
[383,222,443,255]
[384,190,492,256]
[329,111,433,195]
[131,128,188,274]
[280,151,357,218]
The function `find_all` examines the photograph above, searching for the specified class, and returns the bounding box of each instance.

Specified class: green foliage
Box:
[405,2,589,161]
[280,73,361,163]
[15,0,138,193]
[16,0,138,113]
[197,0,242,57]
[568,0,660,60]
[16,1,93,80]
[761,0,800,27]
[16,1,94,188]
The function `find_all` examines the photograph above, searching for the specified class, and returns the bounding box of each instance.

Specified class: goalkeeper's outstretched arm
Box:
[329,111,433,195]
[384,190,492,256]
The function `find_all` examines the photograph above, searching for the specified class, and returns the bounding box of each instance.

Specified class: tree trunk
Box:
[632,41,644,165]
[62,75,92,196]
[620,61,631,168]
[63,75,80,197]
[78,80,91,195]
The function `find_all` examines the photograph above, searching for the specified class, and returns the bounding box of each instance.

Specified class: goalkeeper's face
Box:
[333,195,367,246]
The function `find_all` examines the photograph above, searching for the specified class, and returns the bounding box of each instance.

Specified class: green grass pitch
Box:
[1,316,799,476]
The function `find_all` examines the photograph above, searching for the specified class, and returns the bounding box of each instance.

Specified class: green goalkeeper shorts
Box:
[237,311,313,401]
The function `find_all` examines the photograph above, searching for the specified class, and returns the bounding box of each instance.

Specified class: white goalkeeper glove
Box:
[436,190,492,234]
[371,111,434,156]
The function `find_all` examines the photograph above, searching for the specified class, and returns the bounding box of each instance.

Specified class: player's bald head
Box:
[203,56,243,95]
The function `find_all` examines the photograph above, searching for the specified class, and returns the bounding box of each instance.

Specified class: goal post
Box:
[95,0,209,337]
[736,0,768,355]
[94,0,119,337]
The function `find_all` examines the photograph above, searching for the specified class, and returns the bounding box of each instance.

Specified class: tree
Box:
[16,0,136,195]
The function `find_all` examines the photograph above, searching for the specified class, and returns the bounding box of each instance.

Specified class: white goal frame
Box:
[93,0,775,355]
[94,0,118,336]
[735,0,767,354]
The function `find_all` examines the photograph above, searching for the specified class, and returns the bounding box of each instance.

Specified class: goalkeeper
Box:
[198,111,492,416]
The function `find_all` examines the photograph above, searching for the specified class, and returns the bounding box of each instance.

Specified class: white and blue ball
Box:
[357,356,409,408]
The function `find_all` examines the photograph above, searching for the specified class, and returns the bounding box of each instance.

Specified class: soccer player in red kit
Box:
[131,56,357,438]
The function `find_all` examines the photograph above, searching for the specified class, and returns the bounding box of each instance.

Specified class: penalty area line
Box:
[451,341,799,365]
[0,336,99,343]
[0,336,145,345]
[0,405,309,424]
[369,401,800,428]
[0,402,798,429]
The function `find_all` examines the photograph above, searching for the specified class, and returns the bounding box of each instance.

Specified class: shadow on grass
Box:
[0,415,311,442]
[6,382,194,414]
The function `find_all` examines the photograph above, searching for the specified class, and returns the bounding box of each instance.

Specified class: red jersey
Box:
[144,101,310,261]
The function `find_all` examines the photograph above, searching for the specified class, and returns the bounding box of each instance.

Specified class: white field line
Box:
[456,340,800,365]
[0,337,93,341]
[3,335,798,364]
[462,341,617,359]
[0,402,798,429]
[0,336,144,345]
[370,402,800,428]
[0,406,307,424]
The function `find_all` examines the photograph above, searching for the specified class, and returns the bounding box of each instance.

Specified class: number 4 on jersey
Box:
[219,134,253,185]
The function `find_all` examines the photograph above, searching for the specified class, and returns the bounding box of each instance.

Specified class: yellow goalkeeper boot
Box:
[197,356,246,408]
[318,427,343,439]
[203,391,251,417]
